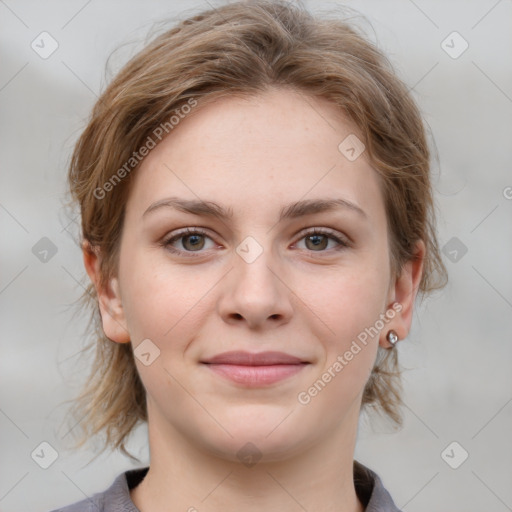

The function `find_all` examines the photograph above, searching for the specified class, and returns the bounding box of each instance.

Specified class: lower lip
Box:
[203,363,308,386]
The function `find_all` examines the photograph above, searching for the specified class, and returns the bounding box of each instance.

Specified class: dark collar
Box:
[124,461,402,511]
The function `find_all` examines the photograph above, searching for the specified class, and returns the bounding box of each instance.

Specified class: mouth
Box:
[201,351,310,386]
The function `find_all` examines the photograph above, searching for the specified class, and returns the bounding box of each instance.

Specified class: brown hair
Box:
[65,0,448,456]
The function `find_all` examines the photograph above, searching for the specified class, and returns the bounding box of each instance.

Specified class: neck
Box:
[131,405,364,512]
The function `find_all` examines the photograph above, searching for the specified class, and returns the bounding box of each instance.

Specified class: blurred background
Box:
[1,1,511,510]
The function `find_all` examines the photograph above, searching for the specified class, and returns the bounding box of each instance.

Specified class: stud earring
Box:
[386,330,399,347]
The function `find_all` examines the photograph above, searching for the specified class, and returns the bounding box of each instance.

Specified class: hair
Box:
[65,0,448,456]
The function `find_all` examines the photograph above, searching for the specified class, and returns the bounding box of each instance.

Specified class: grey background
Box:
[1,0,511,511]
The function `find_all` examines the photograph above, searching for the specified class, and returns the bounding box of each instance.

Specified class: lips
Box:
[201,351,310,386]
[201,351,307,365]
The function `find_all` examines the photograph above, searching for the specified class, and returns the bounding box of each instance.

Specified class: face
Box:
[93,88,418,463]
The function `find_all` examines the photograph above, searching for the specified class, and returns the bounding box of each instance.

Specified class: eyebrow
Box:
[142,196,367,221]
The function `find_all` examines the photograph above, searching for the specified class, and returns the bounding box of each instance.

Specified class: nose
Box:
[217,246,294,330]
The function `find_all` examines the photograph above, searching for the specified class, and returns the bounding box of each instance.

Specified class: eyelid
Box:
[293,226,351,246]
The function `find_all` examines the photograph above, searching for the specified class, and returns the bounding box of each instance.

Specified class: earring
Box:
[386,330,399,347]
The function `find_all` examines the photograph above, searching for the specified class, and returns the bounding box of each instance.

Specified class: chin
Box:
[195,415,311,464]
[204,436,308,466]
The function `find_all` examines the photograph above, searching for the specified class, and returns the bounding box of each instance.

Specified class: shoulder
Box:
[48,493,104,512]
[48,467,149,512]
[354,460,402,512]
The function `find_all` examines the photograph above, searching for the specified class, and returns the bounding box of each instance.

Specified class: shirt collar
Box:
[88,460,402,512]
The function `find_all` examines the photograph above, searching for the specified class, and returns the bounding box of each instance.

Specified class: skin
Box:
[84,87,424,512]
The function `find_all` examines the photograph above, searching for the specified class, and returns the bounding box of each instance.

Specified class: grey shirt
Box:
[50,461,402,511]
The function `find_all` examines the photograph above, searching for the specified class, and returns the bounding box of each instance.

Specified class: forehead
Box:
[125,88,385,225]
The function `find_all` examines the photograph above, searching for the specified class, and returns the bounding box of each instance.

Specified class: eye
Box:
[161,228,216,256]
[294,228,350,253]
[160,227,350,258]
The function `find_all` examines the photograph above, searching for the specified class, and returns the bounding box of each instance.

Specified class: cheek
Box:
[122,268,170,338]
[302,257,389,398]
[311,261,390,345]
[119,249,216,347]
[296,268,384,414]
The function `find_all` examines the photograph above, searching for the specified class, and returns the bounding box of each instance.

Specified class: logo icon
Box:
[31,32,59,59]
[441,32,469,59]
[31,441,59,469]
[236,236,263,264]
[236,442,262,468]
[32,237,58,263]
[442,237,468,263]
[134,338,161,366]
[441,441,469,469]
[338,134,366,162]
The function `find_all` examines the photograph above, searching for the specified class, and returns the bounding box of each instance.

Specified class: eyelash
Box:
[160,227,350,258]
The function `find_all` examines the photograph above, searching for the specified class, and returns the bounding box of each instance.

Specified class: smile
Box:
[200,350,311,386]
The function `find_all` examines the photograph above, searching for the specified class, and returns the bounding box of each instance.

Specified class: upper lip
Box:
[201,351,308,365]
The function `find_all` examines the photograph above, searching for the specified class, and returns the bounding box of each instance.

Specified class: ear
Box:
[82,240,130,344]
[381,239,425,348]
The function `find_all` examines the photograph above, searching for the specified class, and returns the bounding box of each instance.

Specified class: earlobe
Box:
[381,240,425,348]
[82,240,131,344]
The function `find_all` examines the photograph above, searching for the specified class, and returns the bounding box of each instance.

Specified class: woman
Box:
[53,1,448,510]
